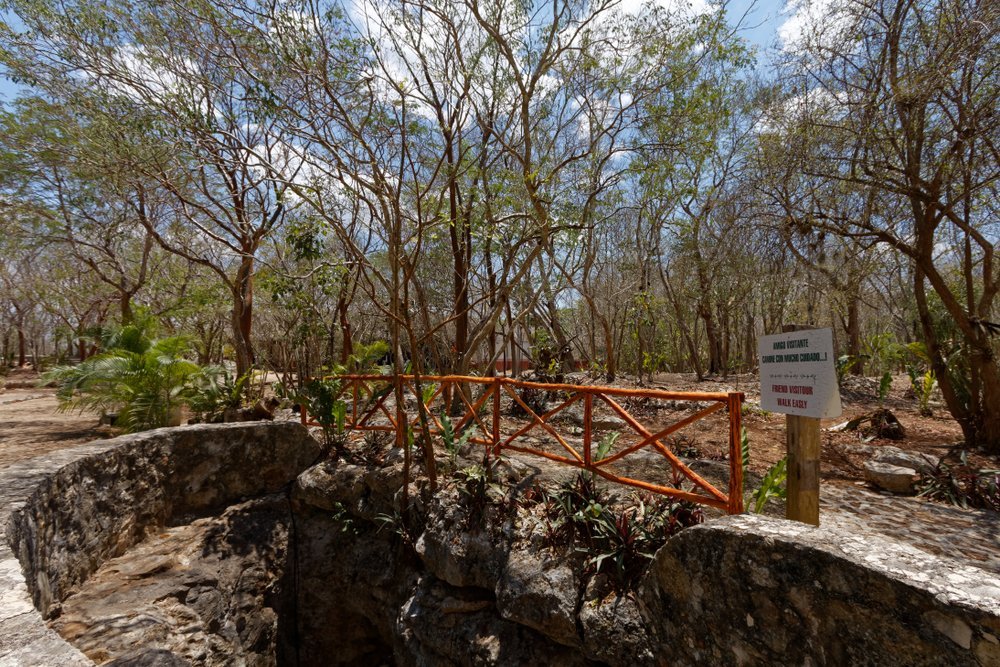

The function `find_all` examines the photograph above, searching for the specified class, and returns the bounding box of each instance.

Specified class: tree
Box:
[1,0,296,377]
[0,98,161,326]
[776,0,1000,450]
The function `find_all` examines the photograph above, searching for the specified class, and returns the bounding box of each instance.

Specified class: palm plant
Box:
[43,327,205,433]
[184,366,253,423]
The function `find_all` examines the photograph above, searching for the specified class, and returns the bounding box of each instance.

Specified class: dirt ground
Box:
[0,367,113,469]
[644,371,972,481]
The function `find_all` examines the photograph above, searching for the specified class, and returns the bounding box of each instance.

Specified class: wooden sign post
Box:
[785,412,821,524]
[758,327,841,526]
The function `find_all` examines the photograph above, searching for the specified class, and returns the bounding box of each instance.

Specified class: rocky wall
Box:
[4,424,1000,666]
[293,458,1000,667]
[1,422,320,666]
[642,514,1000,666]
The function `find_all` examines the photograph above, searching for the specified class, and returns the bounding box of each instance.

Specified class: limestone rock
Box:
[293,459,403,521]
[640,514,1000,666]
[578,576,655,666]
[6,422,1000,667]
[395,576,595,667]
[416,528,502,591]
[555,405,627,431]
[50,495,294,666]
[294,460,368,509]
[8,422,320,618]
[293,507,413,666]
[496,549,581,648]
[872,446,939,474]
[415,487,509,590]
[864,460,919,494]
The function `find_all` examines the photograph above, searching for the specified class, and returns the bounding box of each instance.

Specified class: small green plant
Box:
[184,366,253,422]
[441,413,473,466]
[374,509,414,546]
[836,354,866,383]
[742,427,787,513]
[586,360,608,380]
[454,461,505,527]
[913,370,936,416]
[877,371,893,405]
[541,474,703,590]
[594,431,619,463]
[330,501,360,535]
[862,332,900,376]
[302,377,348,456]
[752,458,788,513]
[740,426,750,498]
[360,429,392,464]
[343,340,390,373]
[421,382,437,407]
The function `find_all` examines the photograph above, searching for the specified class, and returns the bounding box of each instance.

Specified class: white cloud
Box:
[618,0,712,18]
[80,44,217,119]
[778,0,855,54]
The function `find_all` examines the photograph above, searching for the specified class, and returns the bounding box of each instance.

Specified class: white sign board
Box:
[758,328,842,419]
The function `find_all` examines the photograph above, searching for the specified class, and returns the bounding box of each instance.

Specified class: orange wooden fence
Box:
[302,374,744,513]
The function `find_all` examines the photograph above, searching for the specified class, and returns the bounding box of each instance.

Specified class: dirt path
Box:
[0,385,111,470]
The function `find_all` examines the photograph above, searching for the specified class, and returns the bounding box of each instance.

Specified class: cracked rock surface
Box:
[50,495,294,666]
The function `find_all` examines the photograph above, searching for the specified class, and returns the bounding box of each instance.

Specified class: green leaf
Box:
[752,457,788,514]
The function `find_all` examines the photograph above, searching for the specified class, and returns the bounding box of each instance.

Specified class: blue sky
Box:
[729,0,789,64]
[0,0,790,105]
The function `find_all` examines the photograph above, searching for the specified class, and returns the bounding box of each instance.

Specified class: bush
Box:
[184,366,252,423]
[539,472,703,590]
[918,452,1000,512]
[301,377,348,456]
[44,331,205,433]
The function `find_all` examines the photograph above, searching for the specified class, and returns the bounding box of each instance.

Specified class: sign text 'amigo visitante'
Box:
[757,328,842,419]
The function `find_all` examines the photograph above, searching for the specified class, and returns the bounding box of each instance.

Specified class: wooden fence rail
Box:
[302,374,744,514]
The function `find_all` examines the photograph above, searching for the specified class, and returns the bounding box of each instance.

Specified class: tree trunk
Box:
[337,293,353,365]
[120,291,134,324]
[700,304,723,376]
[846,297,863,376]
[450,206,470,376]
[602,320,616,382]
[546,296,575,373]
[660,268,703,379]
[231,256,255,378]
[17,320,27,367]
[914,266,975,439]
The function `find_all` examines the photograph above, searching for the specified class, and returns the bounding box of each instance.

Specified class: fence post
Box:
[780,324,822,526]
[492,380,501,456]
[583,393,593,468]
[727,392,745,514]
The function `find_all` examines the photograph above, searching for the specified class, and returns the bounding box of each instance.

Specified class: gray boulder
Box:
[864,460,919,494]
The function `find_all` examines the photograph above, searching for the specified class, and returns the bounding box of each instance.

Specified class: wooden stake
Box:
[786,414,820,525]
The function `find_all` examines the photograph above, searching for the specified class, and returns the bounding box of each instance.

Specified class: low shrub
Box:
[917,452,1000,512]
